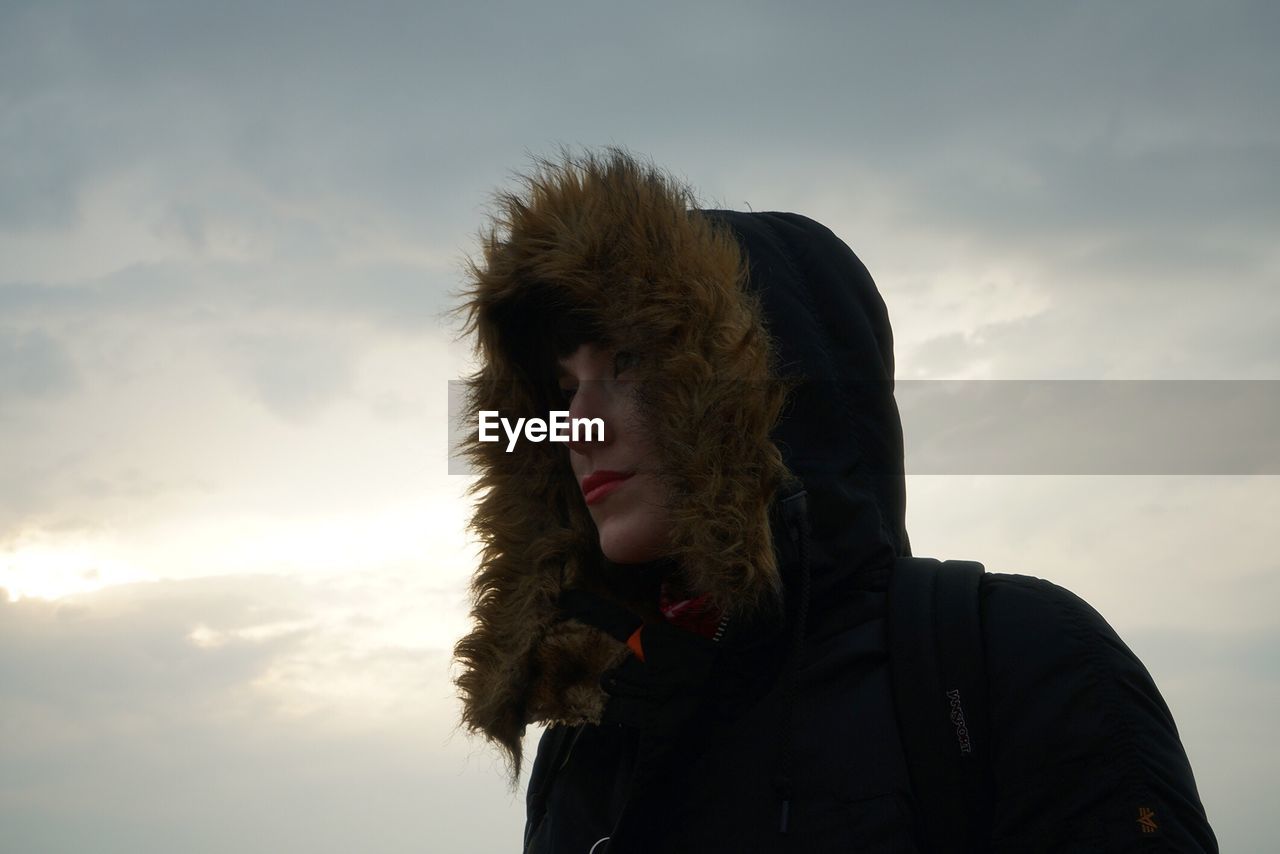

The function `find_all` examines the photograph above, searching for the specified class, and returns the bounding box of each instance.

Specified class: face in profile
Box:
[557,343,672,564]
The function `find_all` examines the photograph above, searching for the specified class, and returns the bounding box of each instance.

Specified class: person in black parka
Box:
[451,147,1218,853]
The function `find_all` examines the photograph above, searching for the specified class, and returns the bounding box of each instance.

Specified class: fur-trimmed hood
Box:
[451,148,909,780]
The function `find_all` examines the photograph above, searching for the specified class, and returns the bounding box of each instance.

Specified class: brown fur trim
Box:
[451,147,792,783]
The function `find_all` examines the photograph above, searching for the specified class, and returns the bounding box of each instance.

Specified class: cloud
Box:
[0,328,78,403]
[0,571,524,853]
[0,258,459,333]
[905,474,1280,639]
[0,575,311,715]
[0,573,418,732]
[222,330,357,422]
[0,104,88,231]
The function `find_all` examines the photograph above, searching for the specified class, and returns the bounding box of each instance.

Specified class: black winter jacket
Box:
[451,149,1217,853]
[524,568,1217,852]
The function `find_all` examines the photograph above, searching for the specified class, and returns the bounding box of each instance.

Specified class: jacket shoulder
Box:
[977,572,1216,851]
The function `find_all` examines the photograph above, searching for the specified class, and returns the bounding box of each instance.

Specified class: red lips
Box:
[581,470,634,505]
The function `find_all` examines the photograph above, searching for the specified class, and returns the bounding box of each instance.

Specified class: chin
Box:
[600,542,666,565]
[598,522,670,565]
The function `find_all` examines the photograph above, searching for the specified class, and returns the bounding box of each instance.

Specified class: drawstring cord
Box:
[773,487,812,834]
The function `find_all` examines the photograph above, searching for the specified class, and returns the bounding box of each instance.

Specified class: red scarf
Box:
[658,580,722,639]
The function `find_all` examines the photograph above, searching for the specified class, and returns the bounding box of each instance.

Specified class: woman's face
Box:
[557,343,672,564]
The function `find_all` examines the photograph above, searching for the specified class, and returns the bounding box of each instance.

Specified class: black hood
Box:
[701,209,910,593]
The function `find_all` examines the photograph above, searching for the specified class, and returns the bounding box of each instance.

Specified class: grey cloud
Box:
[1,2,544,236]
[877,135,1279,381]
[896,269,1280,381]
[222,331,357,421]
[3,1,1274,379]
[0,576,312,713]
[897,139,1280,265]
[1132,623,1280,681]
[903,329,998,380]
[0,259,459,333]
[0,105,89,231]
[0,328,79,401]
[1,711,521,854]
[0,451,216,548]
[0,574,520,853]
[7,1,1271,238]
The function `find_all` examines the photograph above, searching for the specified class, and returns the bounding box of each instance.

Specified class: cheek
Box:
[623,478,672,536]
[616,385,656,442]
[593,476,673,560]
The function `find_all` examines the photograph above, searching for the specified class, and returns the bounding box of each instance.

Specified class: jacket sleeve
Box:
[523,724,567,852]
[981,574,1218,853]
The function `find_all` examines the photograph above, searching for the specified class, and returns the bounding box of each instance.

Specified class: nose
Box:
[565,379,613,456]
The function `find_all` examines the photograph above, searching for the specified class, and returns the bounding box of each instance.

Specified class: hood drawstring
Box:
[772,486,812,834]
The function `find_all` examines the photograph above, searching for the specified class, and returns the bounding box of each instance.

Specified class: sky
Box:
[1,1,1276,851]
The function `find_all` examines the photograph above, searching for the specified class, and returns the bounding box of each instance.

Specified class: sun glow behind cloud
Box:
[1,491,477,618]
[0,532,148,602]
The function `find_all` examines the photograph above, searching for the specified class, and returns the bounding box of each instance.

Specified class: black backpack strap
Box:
[889,557,993,853]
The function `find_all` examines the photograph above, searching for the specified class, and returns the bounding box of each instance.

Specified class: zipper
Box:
[586,608,731,853]
[711,611,731,643]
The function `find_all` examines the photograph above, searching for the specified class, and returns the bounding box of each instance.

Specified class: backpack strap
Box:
[889,557,993,853]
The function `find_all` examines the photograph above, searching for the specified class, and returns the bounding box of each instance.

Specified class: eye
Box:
[613,350,639,377]
[558,384,578,404]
